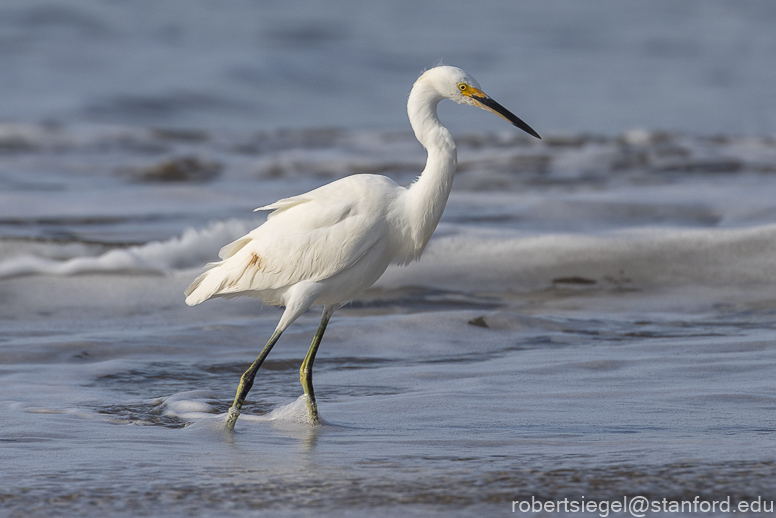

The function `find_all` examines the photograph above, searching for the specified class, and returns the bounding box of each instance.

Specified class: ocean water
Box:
[2,2,776,517]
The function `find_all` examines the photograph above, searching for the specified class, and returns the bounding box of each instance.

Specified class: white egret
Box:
[185,65,540,430]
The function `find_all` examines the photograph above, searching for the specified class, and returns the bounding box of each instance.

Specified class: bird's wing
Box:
[217,197,312,260]
[255,196,312,220]
[185,177,395,305]
[237,198,387,290]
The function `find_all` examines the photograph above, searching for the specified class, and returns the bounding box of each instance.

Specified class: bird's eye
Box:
[458,83,467,92]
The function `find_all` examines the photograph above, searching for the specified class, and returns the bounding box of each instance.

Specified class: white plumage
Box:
[185,174,399,309]
[185,65,540,430]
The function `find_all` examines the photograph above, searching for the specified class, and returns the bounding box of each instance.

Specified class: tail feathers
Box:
[186,236,256,306]
[184,269,214,306]
[184,253,265,306]
[184,262,237,306]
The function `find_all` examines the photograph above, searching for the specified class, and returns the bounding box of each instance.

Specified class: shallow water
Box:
[3,2,776,517]
[2,125,776,517]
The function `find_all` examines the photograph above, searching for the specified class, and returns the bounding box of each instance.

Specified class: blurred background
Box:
[2,0,775,136]
[3,3,776,516]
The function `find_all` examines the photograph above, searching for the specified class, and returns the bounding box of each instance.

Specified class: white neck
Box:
[399,77,458,260]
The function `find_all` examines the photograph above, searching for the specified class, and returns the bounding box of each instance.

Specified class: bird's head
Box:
[419,65,541,139]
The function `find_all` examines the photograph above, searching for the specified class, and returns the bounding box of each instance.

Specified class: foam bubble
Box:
[160,390,219,419]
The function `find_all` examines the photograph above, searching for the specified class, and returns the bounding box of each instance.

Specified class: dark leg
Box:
[225,328,283,431]
[300,305,336,424]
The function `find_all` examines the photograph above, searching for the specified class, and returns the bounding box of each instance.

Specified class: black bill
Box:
[472,94,541,139]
